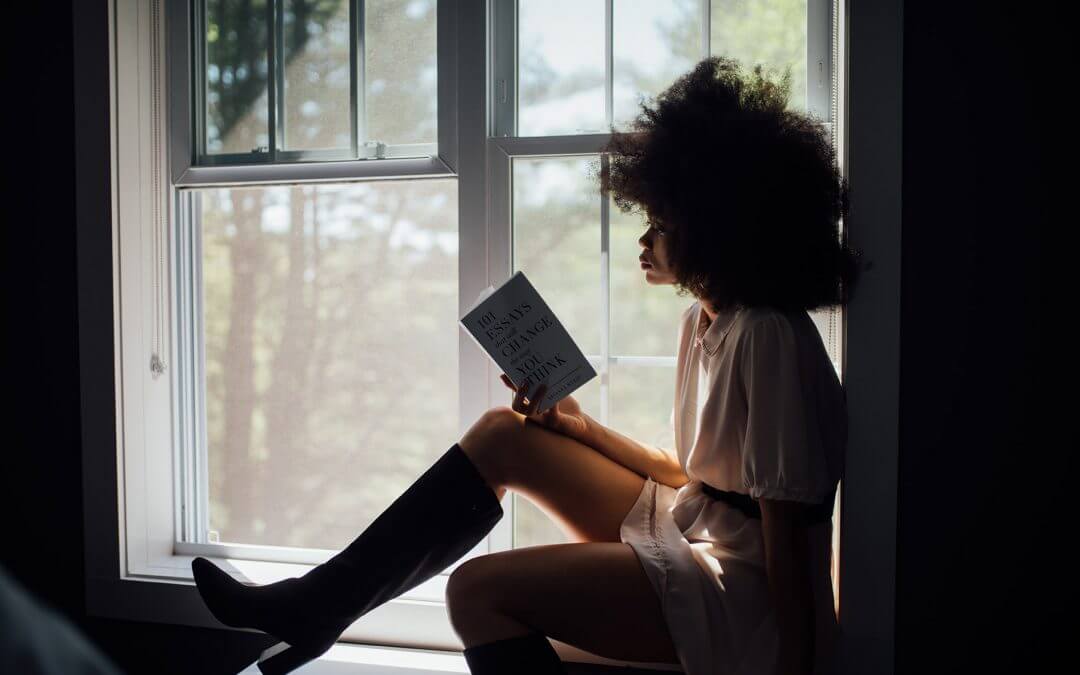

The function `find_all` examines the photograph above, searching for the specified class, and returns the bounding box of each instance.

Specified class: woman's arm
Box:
[760,497,816,675]
[579,412,690,489]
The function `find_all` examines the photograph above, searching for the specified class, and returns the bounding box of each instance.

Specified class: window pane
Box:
[199,179,458,550]
[511,157,601,356]
[514,495,569,548]
[512,372,601,548]
[364,0,438,150]
[613,0,702,130]
[510,155,605,549]
[282,0,352,151]
[518,0,605,136]
[205,0,271,154]
[710,0,808,113]
[610,195,693,355]
[608,362,676,459]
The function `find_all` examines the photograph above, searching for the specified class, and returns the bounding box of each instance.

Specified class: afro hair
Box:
[594,55,866,312]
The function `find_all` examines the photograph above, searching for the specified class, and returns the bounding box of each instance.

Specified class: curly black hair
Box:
[594,56,866,312]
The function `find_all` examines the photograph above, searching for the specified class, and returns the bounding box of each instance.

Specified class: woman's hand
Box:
[501,374,592,444]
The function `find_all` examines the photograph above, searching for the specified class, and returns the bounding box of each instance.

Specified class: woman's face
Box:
[638,219,677,285]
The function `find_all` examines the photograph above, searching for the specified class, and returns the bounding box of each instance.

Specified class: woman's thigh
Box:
[446,542,680,666]
[458,406,648,544]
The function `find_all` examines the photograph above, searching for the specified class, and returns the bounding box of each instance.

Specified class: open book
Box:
[460,271,597,414]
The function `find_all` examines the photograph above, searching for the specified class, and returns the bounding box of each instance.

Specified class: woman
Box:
[191,56,864,675]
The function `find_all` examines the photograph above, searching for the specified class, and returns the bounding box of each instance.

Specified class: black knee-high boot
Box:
[191,442,504,675]
[463,631,567,674]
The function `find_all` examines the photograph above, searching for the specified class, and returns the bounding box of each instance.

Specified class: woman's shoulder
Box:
[682,299,700,321]
[677,300,700,333]
[733,306,795,340]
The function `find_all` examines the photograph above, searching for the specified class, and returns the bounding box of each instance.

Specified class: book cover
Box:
[460,271,597,414]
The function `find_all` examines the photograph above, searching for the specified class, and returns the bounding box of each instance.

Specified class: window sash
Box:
[106,0,495,653]
[190,0,437,165]
[170,0,458,183]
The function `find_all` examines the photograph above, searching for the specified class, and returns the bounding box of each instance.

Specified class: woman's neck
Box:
[700,300,717,324]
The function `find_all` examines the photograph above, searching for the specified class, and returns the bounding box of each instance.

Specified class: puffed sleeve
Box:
[738,312,831,504]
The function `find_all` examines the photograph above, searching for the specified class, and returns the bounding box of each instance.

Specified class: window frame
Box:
[78,0,901,671]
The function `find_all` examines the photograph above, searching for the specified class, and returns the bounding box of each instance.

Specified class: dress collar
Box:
[694,301,744,357]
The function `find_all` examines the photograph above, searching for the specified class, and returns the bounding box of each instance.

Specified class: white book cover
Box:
[460,271,597,414]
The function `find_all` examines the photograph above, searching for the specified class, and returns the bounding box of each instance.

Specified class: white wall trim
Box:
[836,1,902,674]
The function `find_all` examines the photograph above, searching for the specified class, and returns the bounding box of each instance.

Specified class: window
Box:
[97,0,849,660]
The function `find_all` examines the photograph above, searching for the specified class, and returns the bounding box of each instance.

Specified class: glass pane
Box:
[364,0,438,151]
[613,0,702,130]
[205,0,271,154]
[710,0,808,113]
[511,157,602,356]
[518,0,605,136]
[281,0,352,151]
[608,361,676,459]
[512,371,602,548]
[808,307,841,376]
[199,179,459,550]
[610,195,694,356]
[514,498,569,548]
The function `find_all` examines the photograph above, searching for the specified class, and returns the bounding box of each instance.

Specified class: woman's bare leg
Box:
[449,407,678,662]
[456,406,648,544]
[447,542,680,665]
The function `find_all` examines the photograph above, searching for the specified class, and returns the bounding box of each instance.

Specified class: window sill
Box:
[236,642,471,674]
[87,559,684,673]
[235,642,685,674]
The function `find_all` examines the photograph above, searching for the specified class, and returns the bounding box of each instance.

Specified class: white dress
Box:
[619,300,846,675]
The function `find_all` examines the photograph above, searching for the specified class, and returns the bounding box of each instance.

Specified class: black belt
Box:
[701,482,836,526]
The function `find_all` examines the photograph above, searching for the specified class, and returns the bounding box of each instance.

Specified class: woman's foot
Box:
[191,558,344,655]
[190,442,505,673]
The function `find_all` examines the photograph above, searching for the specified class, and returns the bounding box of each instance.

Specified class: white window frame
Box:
[79,0,901,672]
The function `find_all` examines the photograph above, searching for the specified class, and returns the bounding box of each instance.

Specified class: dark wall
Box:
[897,3,1052,674]
[2,3,273,674]
[2,1,1048,674]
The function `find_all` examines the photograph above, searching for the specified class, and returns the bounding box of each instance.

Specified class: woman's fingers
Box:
[525,383,548,417]
[512,380,532,414]
[508,379,549,417]
[514,381,530,414]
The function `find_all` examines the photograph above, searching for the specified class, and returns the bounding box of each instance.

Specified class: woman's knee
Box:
[458,406,524,486]
[445,555,500,626]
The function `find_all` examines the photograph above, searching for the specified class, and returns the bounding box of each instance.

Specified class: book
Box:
[460,271,597,414]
